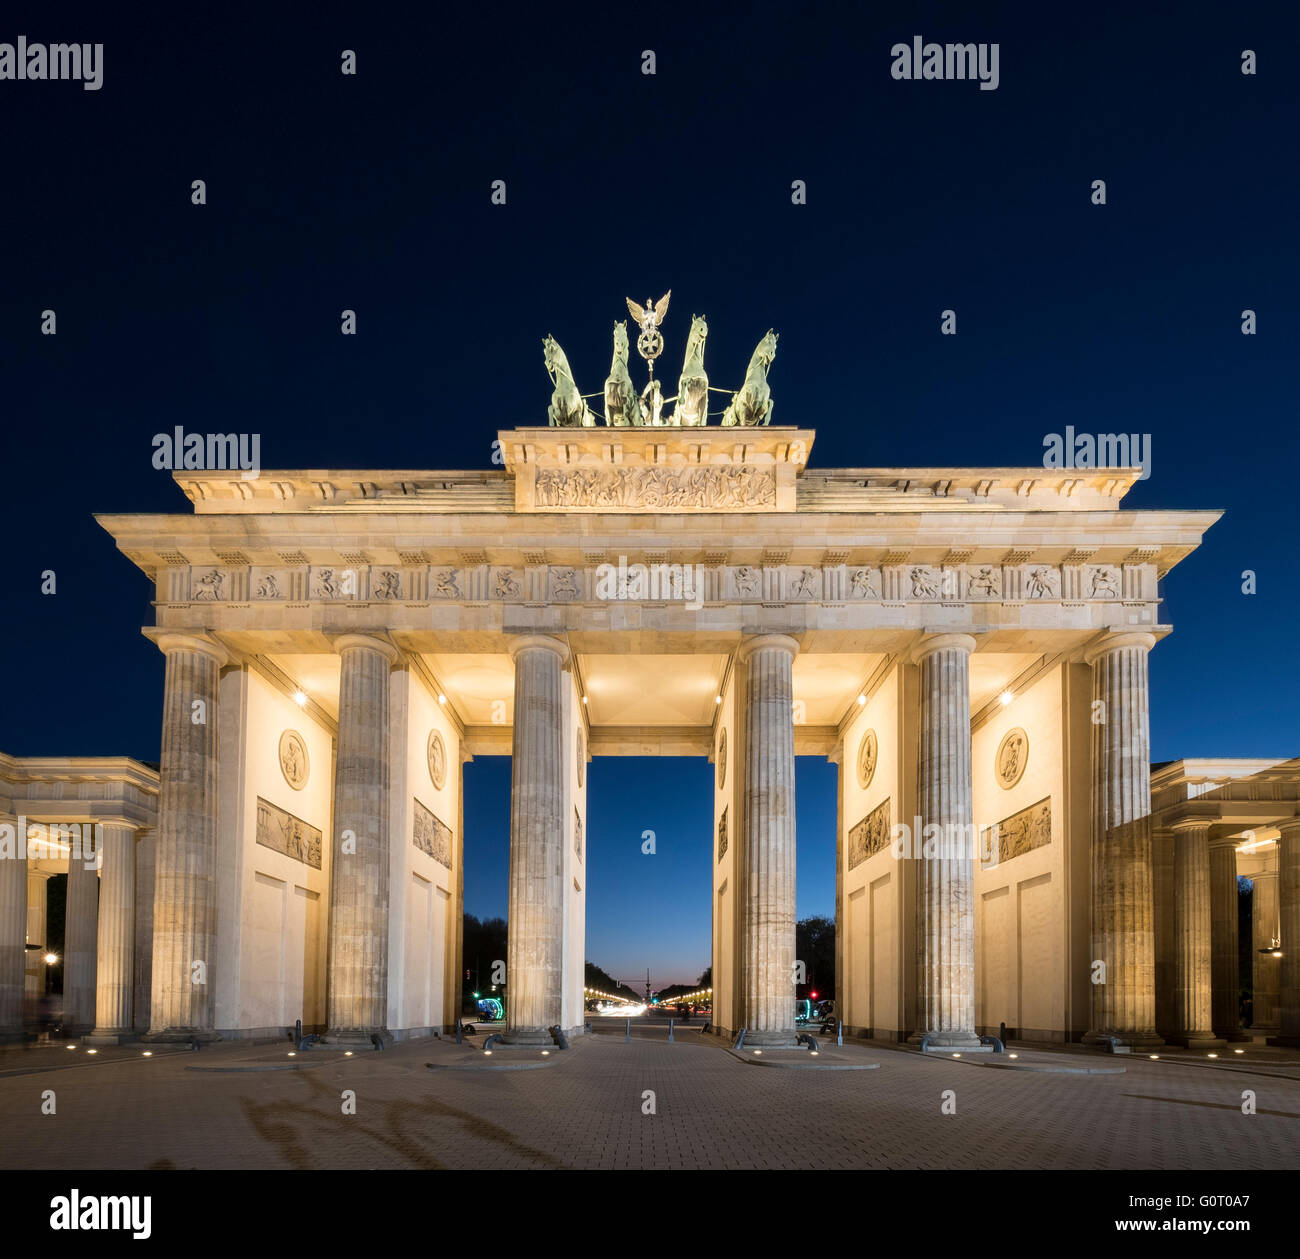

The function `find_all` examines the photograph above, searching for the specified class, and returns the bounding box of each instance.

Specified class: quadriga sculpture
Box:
[721,329,778,427]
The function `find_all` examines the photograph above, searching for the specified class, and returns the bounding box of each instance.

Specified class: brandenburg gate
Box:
[8,295,1284,1054]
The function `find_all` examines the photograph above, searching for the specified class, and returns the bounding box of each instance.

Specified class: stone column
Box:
[325,634,399,1043]
[1169,820,1221,1048]
[1268,820,1300,1048]
[1251,865,1280,1030]
[1209,838,1244,1041]
[0,815,26,1040]
[909,634,980,1049]
[504,635,567,1045]
[63,829,100,1034]
[739,634,799,1047]
[1152,828,1175,1038]
[133,829,156,1032]
[1083,632,1161,1050]
[24,868,53,997]
[89,822,137,1043]
[147,634,227,1042]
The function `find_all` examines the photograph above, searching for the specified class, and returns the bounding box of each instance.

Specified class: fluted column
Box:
[326,634,399,1042]
[1169,820,1221,1048]
[89,822,137,1042]
[63,829,100,1033]
[504,635,567,1045]
[1152,827,1175,1037]
[1268,821,1300,1047]
[0,815,26,1039]
[147,634,227,1041]
[1251,865,1280,1029]
[133,829,156,1031]
[739,634,799,1047]
[910,633,980,1049]
[1083,632,1161,1049]
[24,868,53,997]
[1209,838,1244,1041]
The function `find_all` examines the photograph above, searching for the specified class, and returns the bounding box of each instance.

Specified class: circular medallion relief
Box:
[576,728,586,787]
[717,729,727,789]
[279,730,309,791]
[996,727,1028,789]
[427,730,447,791]
[856,729,878,790]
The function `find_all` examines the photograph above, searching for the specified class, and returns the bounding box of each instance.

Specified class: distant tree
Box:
[462,914,508,994]
[697,965,712,988]
[796,915,835,998]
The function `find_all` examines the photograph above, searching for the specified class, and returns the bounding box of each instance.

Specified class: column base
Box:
[908,1029,984,1050]
[743,1028,801,1048]
[85,1029,137,1046]
[1082,1029,1165,1051]
[322,1027,393,1047]
[141,1028,222,1044]
[502,1026,556,1047]
[1265,1034,1300,1048]
[1213,1029,1252,1043]
[1165,1032,1226,1050]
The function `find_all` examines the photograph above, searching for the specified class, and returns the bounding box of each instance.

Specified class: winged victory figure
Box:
[626,291,671,335]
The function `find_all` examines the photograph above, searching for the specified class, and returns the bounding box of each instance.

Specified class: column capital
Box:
[507,634,569,665]
[1277,817,1300,840]
[737,633,799,663]
[1168,815,1214,836]
[910,632,976,664]
[149,632,229,668]
[331,633,400,665]
[1209,834,1243,852]
[1083,630,1156,665]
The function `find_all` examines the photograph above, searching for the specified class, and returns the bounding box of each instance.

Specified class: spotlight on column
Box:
[715,694,722,704]
[293,690,308,707]
[438,693,447,705]
[857,694,866,706]
[582,695,588,705]
[999,690,1014,706]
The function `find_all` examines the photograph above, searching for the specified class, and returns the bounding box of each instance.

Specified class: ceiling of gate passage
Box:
[262,650,1043,730]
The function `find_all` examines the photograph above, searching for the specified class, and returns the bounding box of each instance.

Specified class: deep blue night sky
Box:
[2,3,1297,985]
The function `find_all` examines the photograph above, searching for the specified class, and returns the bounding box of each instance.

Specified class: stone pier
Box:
[1169,819,1222,1049]
[738,635,799,1047]
[910,633,981,1049]
[146,634,226,1042]
[504,635,568,1045]
[325,635,398,1043]
[1083,632,1162,1050]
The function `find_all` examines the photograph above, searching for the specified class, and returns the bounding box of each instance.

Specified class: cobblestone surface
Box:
[1,1033,1297,1170]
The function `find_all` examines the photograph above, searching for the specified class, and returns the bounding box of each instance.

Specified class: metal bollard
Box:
[837,1019,844,1047]
[668,1018,674,1043]
[625,1018,631,1043]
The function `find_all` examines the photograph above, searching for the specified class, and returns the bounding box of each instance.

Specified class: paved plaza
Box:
[2,1031,1297,1171]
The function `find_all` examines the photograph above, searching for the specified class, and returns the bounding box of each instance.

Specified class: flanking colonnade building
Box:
[1,425,1297,1050]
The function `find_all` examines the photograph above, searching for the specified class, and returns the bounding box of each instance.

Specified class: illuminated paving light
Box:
[484,1050,492,1056]
[810,1051,818,1056]
[288,1051,296,1057]
[1149,1054,1159,1059]
[66,1045,76,1050]
[541,1050,550,1056]
[86,1049,97,1055]
[142,1051,152,1057]
[752,1049,762,1055]
[344,1051,353,1057]
[1234,1049,1245,1054]
[1207,1053,1218,1058]
[952,1053,961,1058]
[1009,1053,1018,1059]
